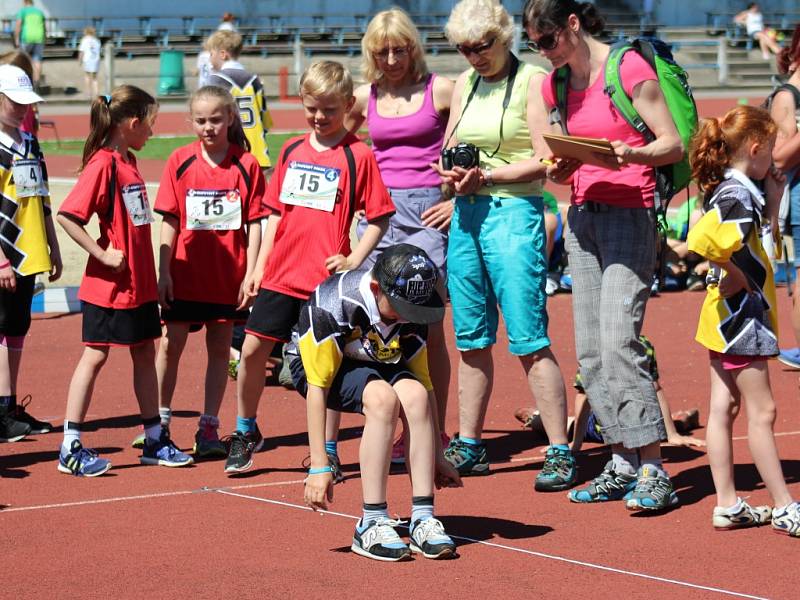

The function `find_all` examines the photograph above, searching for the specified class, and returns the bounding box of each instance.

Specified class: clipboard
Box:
[542,133,620,170]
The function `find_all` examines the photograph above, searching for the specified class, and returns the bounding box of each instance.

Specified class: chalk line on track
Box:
[215,489,767,600]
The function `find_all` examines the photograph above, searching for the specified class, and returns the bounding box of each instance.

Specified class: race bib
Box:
[279,161,340,212]
[185,189,242,230]
[12,158,47,198]
[121,183,154,227]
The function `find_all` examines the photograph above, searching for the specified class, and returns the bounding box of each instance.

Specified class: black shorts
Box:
[244,289,306,343]
[82,301,161,346]
[161,298,249,325]
[0,274,35,336]
[290,356,417,414]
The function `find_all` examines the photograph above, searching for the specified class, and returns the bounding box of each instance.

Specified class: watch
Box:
[483,167,494,187]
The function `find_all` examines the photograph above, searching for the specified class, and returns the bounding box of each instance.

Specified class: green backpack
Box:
[551,38,699,216]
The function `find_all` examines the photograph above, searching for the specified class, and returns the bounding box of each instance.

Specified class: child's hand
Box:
[235,279,254,310]
[158,273,173,309]
[48,249,63,282]
[764,165,787,207]
[100,245,125,272]
[666,433,706,448]
[325,254,351,273]
[243,272,262,298]
[304,471,334,510]
[0,262,16,291]
[434,456,463,489]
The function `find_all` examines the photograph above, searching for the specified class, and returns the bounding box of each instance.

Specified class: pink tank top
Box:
[367,74,446,189]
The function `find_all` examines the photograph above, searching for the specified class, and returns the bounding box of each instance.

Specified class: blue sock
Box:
[360,502,389,529]
[325,440,338,456]
[411,496,434,526]
[459,436,481,446]
[553,443,570,452]
[236,416,256,434]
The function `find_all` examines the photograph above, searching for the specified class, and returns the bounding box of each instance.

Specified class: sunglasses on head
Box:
[527,29,562,53]
[456,37,496,57]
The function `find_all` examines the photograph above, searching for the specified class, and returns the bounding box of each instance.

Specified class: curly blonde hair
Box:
[445,0,514,46]
[361,8,428,85]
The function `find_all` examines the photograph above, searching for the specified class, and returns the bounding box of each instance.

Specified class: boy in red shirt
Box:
[224,60,394,474]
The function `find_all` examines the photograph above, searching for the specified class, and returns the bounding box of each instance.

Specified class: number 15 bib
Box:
[185,189,242,230]
[279,161,340,212]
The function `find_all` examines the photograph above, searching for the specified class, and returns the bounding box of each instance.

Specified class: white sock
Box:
[159,407,171,426]
[611,449,638,475]
[62,429,81,454]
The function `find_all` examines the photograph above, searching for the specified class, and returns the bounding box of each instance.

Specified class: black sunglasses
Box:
[527,29,562,53]
[456,37,496,57]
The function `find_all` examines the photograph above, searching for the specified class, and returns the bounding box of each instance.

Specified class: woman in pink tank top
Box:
[345,7,454,462]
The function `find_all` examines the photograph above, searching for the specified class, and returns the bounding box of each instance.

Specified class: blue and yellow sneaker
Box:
[351,518,411,562]
[443,436,489,476]
[535,446,577,492]
[567,461,637,503]
[625,465,679,511]
[57,440,111,477]
[409,517,456,559]
[141,429,194,467]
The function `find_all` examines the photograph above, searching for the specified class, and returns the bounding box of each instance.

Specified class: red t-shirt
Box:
[542,52,657,208]
[59,148,157,308]
[154,141,267,305]
[262,133,394,299]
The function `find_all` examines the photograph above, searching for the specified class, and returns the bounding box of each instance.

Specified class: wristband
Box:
[0,260,10,269]
[308,466,332,475]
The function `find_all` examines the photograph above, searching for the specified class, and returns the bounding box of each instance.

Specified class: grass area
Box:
[40,133,301,161]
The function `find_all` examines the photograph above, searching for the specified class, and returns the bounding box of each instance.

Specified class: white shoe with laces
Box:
[712,498,772,530]
[351,517,411,562]
[409,517,456,559]
[772,501,800,537]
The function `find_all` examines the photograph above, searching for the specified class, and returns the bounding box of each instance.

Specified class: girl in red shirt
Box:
[56,86,193,476]
[151,86,266,458]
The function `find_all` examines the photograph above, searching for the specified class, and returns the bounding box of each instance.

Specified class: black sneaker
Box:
[15,395,53,434]
[224,426,264,474]
[1,410,31,442]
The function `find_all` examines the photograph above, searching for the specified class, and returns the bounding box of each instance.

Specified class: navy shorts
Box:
[289,356,417,414]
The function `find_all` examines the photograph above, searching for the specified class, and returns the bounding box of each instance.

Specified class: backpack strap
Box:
[105,155,117,222]
[343,144,357,222]
[604,40,655,143]
[550,66,570,135]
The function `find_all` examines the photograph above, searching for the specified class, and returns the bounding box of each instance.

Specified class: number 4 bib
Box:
[279,161,340,212]
[12,158,48,198]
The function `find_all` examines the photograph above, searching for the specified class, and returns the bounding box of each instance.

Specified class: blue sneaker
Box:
[626,465,679,512]
[443,436,489,476]
[778,348,800,369]
[58,440,111,477]
[567,461,637,503]
[351,518,411,562]
[410,517,456,559]
[141,429,194,467]
[535,446,577,492]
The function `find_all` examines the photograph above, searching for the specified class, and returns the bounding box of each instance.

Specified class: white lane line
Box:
[1,478,304,513]
[216,489,766,600]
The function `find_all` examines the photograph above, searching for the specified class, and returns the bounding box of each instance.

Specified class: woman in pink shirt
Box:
[523,0,683,512]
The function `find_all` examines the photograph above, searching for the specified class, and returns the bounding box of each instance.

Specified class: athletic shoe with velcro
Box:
[57,440,111,477]
[141,428,194,467]
[567,461,637,503]
[351,517,411,562]
[444,436,489,476]
[712,498,772,530]
[535,446,577,492]
[224,426,264,473]
[14,395,52,434]
[772,501,800,536]
[625,465,679,511]
[409,517,456,559]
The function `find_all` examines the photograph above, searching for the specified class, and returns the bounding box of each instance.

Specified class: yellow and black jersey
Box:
[687,169,778,356]
[286,270,433,391]
[208,64,273,168]
[0,130,51,276]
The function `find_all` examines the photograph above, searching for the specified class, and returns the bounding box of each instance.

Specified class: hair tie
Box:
[101,94,111,106]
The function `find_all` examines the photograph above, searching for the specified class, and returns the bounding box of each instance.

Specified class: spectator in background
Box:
[734,3,781,60]
[13,0,46,86]
[195,38,212,89]
[218,12,237,32]
[78,26,101,100]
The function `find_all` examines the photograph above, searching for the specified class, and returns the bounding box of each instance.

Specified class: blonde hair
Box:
[83,26,96,37]
[299,61,353,100]
[445,0,514,46]
[207,30,243,58]
[190,85,249,151]
[361,8,428,85]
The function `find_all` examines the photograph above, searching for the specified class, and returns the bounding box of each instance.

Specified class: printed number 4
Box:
[29,167,37,182]
[236,96,255,128]
[298,173,319,193]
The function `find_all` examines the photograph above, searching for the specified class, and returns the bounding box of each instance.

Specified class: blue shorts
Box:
[788,176,800,267]
[447,194,550,355]
[21,43,43,62]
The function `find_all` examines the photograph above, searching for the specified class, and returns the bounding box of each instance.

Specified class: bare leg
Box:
[457,347,493,440]
[236,333,274,419]
[519,347,568,446]
[706,358,739,508]
[155,322,190,412]
[426,318,450,431]
[64,346,110,423]
[204,322,234,416]
[130,341,159,420]
[360,379,400,504]
[0,345,22,396]
[396,378,435,497]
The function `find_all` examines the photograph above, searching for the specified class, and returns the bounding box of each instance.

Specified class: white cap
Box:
[0,64,43,104]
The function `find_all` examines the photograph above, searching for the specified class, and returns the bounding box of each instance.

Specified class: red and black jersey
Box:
[262,133,394,299]
[154,141,267,305]
[59,148,157,309]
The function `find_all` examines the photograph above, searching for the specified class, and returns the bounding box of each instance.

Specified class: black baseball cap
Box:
[373,244,445,324]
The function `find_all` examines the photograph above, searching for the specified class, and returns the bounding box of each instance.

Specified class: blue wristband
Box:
[308,466,332,475]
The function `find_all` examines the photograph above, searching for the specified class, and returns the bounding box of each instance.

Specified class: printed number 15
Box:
[298,173,319,192]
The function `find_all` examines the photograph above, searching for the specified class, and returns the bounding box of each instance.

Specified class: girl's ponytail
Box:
[80,86,157,171]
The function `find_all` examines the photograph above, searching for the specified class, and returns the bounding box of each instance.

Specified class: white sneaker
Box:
[772,501,800,536]
[712,498,771,530]
[351,518,410,562]
[409,517,456,559]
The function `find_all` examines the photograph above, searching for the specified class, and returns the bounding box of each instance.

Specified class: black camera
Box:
[441,143,479,170]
